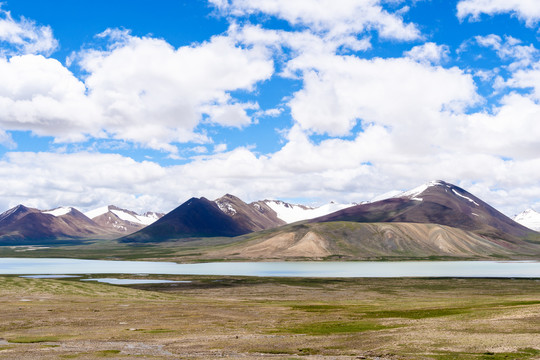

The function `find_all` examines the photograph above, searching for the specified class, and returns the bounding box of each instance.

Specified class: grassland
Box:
[0,275,539,359]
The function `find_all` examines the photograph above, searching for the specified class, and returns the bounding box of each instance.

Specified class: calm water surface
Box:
[81,278,192,285]
[1,258,540,277]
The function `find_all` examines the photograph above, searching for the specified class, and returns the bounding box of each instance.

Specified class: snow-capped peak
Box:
[43,207,73,217]
[394,180,446,201]
[263,199,354,224]
[84,205,161,226]
[514,209,540,231]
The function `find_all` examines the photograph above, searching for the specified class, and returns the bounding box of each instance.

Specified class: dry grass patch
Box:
[0,275,539,359]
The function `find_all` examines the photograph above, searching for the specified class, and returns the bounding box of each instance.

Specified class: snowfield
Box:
[514,209,540,231]
[264,200,355,224]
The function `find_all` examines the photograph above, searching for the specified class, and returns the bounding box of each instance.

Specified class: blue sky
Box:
[0,0,540,215]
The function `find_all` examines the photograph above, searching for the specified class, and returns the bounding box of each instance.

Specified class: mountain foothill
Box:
[1,181,539,259]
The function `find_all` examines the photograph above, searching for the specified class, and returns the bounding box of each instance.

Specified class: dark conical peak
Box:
[183,197,210,206]
[120,196,252,242]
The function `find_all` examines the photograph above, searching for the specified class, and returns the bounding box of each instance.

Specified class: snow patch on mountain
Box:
[451,188,479,206]
[514,209,540,231]
[395,180,446,201]
[264,200,354,223]
[85,206,161,226]
[43,207,73,217]
[216,201,237,216]
[84,206,110,219]
[111,209,157,225]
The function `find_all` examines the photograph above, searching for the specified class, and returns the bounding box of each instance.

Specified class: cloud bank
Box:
[0,1,539,217]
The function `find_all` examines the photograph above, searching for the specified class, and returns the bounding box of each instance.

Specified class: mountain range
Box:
[1,180,539,259]
[120,194,287,242]
[207,181,540,260]
[0,205,111,245]
[0,205,165,245]
[0,195,341,244]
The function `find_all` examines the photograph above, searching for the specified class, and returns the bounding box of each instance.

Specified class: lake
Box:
[1,258,540,277]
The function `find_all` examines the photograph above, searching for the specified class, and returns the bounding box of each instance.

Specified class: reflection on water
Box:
[1,258,539,278]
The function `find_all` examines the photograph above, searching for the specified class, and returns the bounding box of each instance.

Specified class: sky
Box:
[0,0,540,216]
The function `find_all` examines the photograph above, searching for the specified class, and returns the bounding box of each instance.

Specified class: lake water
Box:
[81,278,192,285]
[1,258,540,277]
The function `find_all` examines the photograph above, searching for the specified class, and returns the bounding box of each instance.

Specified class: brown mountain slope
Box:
[215,194,286,231]
[207,221,540,260]
[89,205,164,235]
[201,181,540,260]
[0,205,115,245]
[312,180,536,243]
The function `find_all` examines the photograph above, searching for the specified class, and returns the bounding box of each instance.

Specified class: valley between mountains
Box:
[1,180,540,261]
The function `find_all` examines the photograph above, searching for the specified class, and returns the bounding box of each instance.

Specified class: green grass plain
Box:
[0,275,539,359]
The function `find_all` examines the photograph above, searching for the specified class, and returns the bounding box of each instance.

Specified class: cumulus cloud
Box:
[202,101,259,128]
[230,24,371,68]
[0,55,100,142]
[2,141,539,217]
[474,34,538,70]
[456,93,540,160]
[457,0,540,26]
[404,42,450,65]
[1,3,539,219]
[212,0,421,43]
[0,7,58,56]
[286,54,477,138]
[0,31,274,152]
[0,152,168,213]
[80,32,274,151]
[507,64,540,100]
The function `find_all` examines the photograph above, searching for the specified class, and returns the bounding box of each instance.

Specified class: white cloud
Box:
[202,101,258,127]
[0,31,274,152]
[0,7,58,56]
[286,54,477,138]
[507,64,540,100]
[474,34,538,70]
[213,143,228,153]
[2,137,539,217]
[0,54,100,142]
[404,42,450,65]
[213,0,421,42]
[1,3,539,220]
[0,152,169,213]
[456,93,540,160]
[190,146,208,154]
[457,0,540,26]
